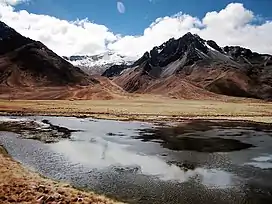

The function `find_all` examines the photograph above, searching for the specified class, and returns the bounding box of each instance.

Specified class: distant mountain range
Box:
[104,32,272,100]
[63,52,135,75]
[1,20,271,100]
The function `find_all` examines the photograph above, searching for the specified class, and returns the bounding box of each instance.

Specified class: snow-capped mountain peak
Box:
[63,51,135,75]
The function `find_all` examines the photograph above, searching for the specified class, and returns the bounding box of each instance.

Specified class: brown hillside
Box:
[0,42,96,87]
[0,21,127,100]
[107,33,272,100]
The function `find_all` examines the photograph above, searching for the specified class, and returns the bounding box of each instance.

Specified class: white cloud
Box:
[199,3,272,54]
[111,3,272,57]
[0,2,272,57]
[109,14,202,57]
[0,4,117,56]
[0,0,28,6]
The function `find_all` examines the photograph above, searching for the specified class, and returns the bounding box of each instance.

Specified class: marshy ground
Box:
[0,118,78,143]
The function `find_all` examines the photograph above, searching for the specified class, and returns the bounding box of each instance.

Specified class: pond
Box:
[1,116,272,204]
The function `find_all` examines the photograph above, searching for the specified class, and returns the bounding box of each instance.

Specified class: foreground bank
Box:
[0,145,123,204]
[0,117,124,204]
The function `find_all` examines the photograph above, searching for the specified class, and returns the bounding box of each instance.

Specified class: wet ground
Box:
[0,117,78,143]
[1,116,272,204]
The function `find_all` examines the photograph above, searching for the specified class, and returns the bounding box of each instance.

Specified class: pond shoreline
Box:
[0,144,123,204]
[0,118,79,143]
[1,115,272,203]
[0,116,127,203]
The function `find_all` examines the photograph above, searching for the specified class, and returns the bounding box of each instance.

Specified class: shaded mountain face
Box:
[0,21,95,87]
[0,21,33,55]
[106,32,272,100]
[102,64,129,78]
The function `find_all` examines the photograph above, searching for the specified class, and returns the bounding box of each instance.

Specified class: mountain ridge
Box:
[1,20,271,101]
[0,21,95,87]
[106,32,272,100]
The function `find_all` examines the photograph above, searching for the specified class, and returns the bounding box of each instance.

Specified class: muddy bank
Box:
[136,120,272,152]
[0,117,78,143]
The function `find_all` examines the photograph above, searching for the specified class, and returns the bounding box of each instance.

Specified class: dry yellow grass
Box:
[0,145,124,204]
[0,97,272,123]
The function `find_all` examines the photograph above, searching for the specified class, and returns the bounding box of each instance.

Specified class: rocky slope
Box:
[105,32,272,100]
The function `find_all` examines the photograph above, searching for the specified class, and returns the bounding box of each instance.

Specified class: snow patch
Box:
[157,48,163,54]
[205,42,216,51]
[65,51,135,74]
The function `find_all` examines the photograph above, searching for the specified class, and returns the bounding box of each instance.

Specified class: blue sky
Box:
[15,0,272,35]
[2,0,271,56]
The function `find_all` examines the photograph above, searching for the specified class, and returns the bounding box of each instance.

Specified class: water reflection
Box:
[51,138,236,188]
[245,154,272,169]
[1,116,272,204]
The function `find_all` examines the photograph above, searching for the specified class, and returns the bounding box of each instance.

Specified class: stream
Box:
[1,116,272,203]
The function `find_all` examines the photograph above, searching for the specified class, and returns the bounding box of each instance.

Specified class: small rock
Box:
[106,132,116,136]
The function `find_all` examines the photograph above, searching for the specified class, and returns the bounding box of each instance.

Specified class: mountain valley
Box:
[1,20,272,100]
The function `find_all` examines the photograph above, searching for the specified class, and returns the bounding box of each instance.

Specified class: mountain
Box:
[0,21,96,87]
[0,21,125,100]
[1,20,271,101]
[63,52,135,75]
[105,32,272,100]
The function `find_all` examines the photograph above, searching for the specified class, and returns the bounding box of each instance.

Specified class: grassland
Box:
[0,97,272,123]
